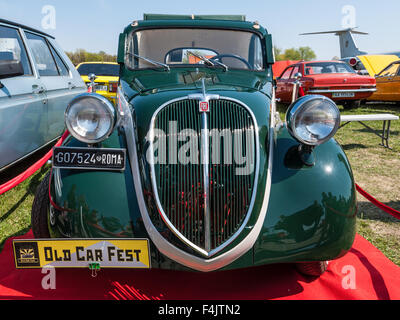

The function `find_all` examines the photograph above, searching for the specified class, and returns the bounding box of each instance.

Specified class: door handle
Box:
[32,84,45,94]
[68,81,76,90]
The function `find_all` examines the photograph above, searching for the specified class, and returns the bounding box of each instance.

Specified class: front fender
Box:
[253,125,357,265]
[49,130,142,239]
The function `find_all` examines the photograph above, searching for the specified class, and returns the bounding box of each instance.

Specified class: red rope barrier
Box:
[0,130,69,195]
[355,184,400,220]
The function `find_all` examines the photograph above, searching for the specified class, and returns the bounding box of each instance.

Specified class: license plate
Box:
[52,147,126,171]
[332,92,355,98]
[13,239,151,269]
[95,85,108,92]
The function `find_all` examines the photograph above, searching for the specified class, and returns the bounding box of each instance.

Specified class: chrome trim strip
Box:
[308,88,377,93]
[201,111,211,252]
[120,88,273,271]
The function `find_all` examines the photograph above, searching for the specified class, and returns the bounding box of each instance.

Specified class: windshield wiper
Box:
[187,51,228,72]
[127,52,170,71]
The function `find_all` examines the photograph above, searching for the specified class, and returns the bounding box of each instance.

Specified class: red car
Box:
[275,60,376,108]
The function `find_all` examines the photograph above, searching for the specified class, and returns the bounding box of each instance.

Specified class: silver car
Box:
[0,19,86,172]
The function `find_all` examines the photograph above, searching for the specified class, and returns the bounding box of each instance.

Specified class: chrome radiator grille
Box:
[151,98,257,255]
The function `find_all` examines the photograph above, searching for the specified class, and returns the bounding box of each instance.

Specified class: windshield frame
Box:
[124,26,266,72]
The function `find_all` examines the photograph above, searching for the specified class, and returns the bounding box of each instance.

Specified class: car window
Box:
[304,62,355,74]
[25,32,58,76]
[378,63,400,77]
[49,44,69,76]
[77,63,119,76]
[290,66,300,78]
[280,67,293,79]
[126,28,265,71]
[0,24,32,76]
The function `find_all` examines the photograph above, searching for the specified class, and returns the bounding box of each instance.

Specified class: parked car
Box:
[342,55,399,77]
[0,19,86,172]
[28,14,356,277]
[76,62,119,104]
[367,60,400,102]
[276,60,376,108]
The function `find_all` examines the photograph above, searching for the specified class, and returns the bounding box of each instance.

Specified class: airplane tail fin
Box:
[300,28,368,58]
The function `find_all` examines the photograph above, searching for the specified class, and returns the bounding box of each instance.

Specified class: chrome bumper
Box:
[307,88,377,93]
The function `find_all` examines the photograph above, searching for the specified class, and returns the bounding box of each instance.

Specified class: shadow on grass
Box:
[0,226,31,252]
[342,143,368,151]
[0,167,46,224]
[357,201,400,223]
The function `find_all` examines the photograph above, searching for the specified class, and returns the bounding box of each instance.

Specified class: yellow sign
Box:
[13,239,150,269]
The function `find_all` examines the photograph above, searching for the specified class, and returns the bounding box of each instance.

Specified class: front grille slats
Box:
[152,98,256,253]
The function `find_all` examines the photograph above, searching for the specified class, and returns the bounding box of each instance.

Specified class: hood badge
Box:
[199,101,210,112]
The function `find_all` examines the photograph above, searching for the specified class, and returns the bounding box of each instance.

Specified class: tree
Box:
[273,46,316,61]
[65,49,117,66]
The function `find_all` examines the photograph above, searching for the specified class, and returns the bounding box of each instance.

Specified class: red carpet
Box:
[0,230,399,300]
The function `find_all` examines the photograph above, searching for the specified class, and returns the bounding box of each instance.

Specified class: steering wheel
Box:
[210,54,252,69]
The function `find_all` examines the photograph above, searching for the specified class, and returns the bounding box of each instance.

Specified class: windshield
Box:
[126,28,264,71]
[77,63,119,76]
[304,62,355,75]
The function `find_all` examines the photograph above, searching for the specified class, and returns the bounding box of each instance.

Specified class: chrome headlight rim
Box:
[286,95,340,146]
[65,93,116,144]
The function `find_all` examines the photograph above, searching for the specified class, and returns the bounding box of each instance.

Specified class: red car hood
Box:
[309,73,375,85]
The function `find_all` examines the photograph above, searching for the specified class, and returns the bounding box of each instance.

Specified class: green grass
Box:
[0,165,49,251]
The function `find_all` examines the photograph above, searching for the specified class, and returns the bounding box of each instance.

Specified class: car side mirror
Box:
[294,72,303,80]
[88,73,97,82]
[0,60,24,79]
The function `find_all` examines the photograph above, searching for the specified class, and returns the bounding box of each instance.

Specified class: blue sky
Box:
[1,0,399,59]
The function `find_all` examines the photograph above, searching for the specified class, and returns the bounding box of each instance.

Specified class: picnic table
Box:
[340,113,399,148]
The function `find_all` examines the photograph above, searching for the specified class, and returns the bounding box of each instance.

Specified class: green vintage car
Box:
[30,14,356,277]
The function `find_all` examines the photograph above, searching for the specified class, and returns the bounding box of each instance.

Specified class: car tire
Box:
[295,261,328,277]
[31,172,51,238]
[343,100,361,109]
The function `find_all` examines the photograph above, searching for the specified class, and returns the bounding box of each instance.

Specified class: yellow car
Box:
[368,60,400,102]
[76,62,119,104]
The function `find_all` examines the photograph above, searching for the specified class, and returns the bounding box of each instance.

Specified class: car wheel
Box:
[295,261,328,277]
[31,172,51,238]
[343,100,361,109]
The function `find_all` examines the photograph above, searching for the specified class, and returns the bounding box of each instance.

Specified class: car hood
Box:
[121,68,272,99]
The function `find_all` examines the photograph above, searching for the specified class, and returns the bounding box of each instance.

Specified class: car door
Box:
[374,63,400,101]
[24,31,85,141]
[276,66,294,103]
[286,65,300,101]
[0,23,48,170]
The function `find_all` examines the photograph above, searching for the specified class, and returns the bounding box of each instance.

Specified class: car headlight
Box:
[65,93,115,144]
[286,95,340,146]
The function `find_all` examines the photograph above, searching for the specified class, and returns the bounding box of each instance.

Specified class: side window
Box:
[0,25,32,76]
[25,32,58,76]
[280,67,293,79]
[49,44,69,76]
[396,65,400,76]
[290,66,300,78]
